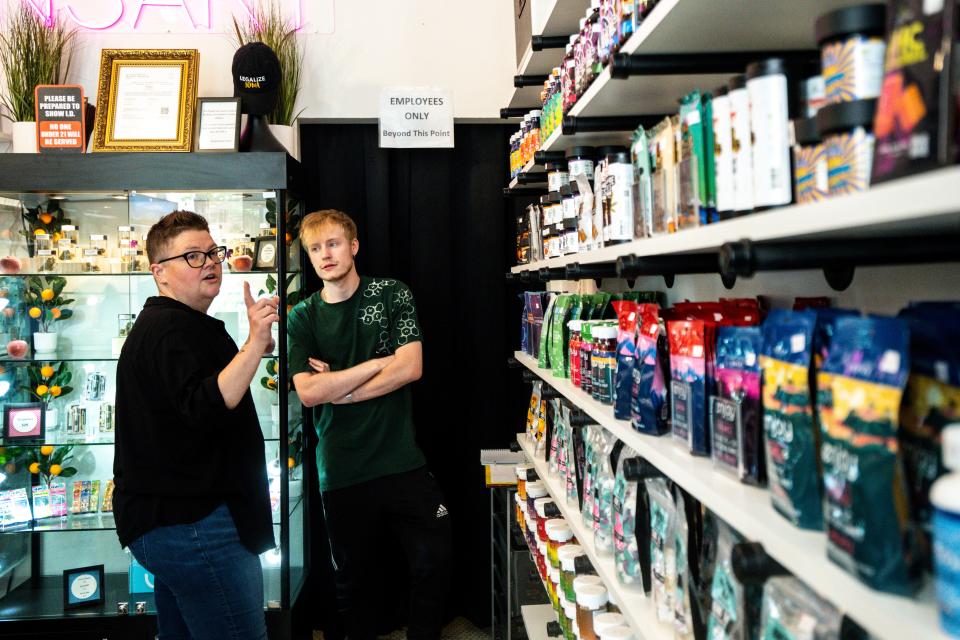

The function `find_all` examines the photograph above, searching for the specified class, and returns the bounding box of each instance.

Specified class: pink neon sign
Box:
[22,0,304,32]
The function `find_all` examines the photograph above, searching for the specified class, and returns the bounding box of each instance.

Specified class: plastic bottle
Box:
[932,424,960,638]
[575,583,609,640]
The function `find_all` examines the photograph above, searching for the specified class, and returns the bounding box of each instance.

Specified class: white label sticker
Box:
[790,333,806,354]
[935,360,950,383]
[70,574,99,600]
[879,350,902,375]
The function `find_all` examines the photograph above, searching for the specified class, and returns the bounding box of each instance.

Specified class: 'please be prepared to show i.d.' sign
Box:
[379,88,454,148]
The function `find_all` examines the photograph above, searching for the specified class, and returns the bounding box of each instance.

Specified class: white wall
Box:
[21,0,516,121]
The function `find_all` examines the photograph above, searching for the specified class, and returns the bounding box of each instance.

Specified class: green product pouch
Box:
[538,293,557,369]
[550,295,574,378]
[701,93,717,223]
[594,292,613,319]
[569,294,583,322]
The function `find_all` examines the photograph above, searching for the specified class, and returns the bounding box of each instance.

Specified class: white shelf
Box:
[532,0,591,38]
[518,43,565,77]
[508,84,543,111]
[521,604,557,640]
[514,351,947,640]
[569,0,865,117]
[519,434,673,640]
[539,126,631,154]
[511,165,960,273]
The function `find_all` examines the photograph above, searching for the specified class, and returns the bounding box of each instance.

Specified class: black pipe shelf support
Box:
[517,172,548,185]
[608,50,818,79]
[535,150,567,165]
[532,35,570,51]
[501,107,539,119]
[515,74,549,88]
[562,115,664,134]
[565,262,618,287]
[539,267,567,281]
[719,234,960,291]
[617,252,726,288]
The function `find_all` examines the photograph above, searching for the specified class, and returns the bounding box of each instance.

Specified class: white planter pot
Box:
[11,122,37,153]
[268,124,298,160]
[45,408,58,431]
[33,332,57,353]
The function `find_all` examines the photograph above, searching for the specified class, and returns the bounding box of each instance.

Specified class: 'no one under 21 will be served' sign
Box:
[379,88,454,149]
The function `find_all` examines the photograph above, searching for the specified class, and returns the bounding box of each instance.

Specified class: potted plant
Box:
[7,444,77,489]
[25,276,74,353]
[21,361,73,430]
[0,4,76,153]
[260,357,280,429]
[288,419,304,487]
[232,0,304,157]
[21,199,70,258]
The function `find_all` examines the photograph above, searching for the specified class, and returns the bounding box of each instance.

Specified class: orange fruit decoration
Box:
[28,462,40,474]
[50,386,61,397]
[40,365,54,378]
[49,464,62,476]
[40,289,54,301]
[28,307,41,319]
[40,445,54,456]
[35,384,48,396]
[39,213,52,224]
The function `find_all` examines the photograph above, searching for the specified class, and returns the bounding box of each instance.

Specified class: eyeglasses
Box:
[156,246,227,269]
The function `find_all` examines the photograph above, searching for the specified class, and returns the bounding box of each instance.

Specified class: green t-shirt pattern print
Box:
[287,277,426,491]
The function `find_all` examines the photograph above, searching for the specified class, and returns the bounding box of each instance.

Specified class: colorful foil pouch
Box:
[648,477,677,624]
[759,577,843,640]
[899,302,960,563]
[550,295,575,378]
[595,436,625,553]
[581,425,602,529]
[713,326,766,486]
[525,292,544,357]
[539,294,558,369]
[614,453,654,592]
[549,398,564,475]
[566,418,582,508]
[614,301,640,420]
[760,310,823,530]
[669,320,709,455]
[706,519,760,640]
[818,316,920,595]
[520,293,530,353]
[633,304,670,436]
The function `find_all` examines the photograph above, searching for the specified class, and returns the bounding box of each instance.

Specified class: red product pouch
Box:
[613,301,640,420]
[668,320,708,455]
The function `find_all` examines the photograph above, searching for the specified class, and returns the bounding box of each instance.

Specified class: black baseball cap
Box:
[232,42,281,116]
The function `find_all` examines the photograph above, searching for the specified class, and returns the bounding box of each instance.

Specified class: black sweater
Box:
[113,296,274,554]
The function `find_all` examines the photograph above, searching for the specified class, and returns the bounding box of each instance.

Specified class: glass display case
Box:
[0,153,307,637]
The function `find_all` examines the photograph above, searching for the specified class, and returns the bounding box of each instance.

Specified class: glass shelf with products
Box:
[0,152,308,627]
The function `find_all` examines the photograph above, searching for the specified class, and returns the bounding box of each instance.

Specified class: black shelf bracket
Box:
[503,186,547,198]
[561,115,664,134]
[617,252,722,289]
[515,74,549,88]
[539,266,567,281]
[719,234,960,291]
[532,35,569,51]
[517,171,548,185]
[608,50,817,79]
[500,107,538,119]
[534,150,567,165]
[566,262,618,287]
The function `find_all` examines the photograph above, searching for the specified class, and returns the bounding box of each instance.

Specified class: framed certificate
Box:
[63,564,105,610]
[254,238,278,270]
[195,98,241,152]
[3,402,45,441]
[92,49,199,152]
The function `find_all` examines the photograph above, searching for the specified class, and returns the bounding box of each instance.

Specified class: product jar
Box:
[599,626,633,640]
[568,320,583,387]
[800,75,827,118]
[816,98,877,196]
[591,325,618,404]
[548,163,571,194]
[559,543,586,602]
[546,519,575,571]
[711,86,736,219]
[568,146,597,180]
[579,322,595,395]
[562,595,579,640]
[516,464,536,501]
[792,117,829,204]
[815,3,887,105]
[575,583,609,640]
[604,150,635,244]
[728,74,754,214]
[515,493,527,536]
[526,483,548,548]
[593,613,626,637]
[548,562,561,612]
[747,58,795,209]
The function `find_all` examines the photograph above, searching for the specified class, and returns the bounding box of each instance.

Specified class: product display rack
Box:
[0,152,309,639]
[518,434,672,640]
[515,351,945,640]
[520,603,557,640]
[511,164,960,275]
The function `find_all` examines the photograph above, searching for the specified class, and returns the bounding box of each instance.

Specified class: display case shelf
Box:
[514,351,946,640]
[511,165,960,274]
[520,604,556,640]
[518,434,672,640]
[0,574,156,620]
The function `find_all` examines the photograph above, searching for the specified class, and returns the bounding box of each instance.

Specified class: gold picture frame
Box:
[92,49,199,152]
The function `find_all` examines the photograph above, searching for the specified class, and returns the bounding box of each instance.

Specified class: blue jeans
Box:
[128,503,267,640]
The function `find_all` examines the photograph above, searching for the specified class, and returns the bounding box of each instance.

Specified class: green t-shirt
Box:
[287,276,426,491]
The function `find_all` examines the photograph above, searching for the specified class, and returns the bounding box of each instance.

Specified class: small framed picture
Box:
[254,238,278,270]
[63,564,105,610]
[195,97,240,152]
[3,403,45,441]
